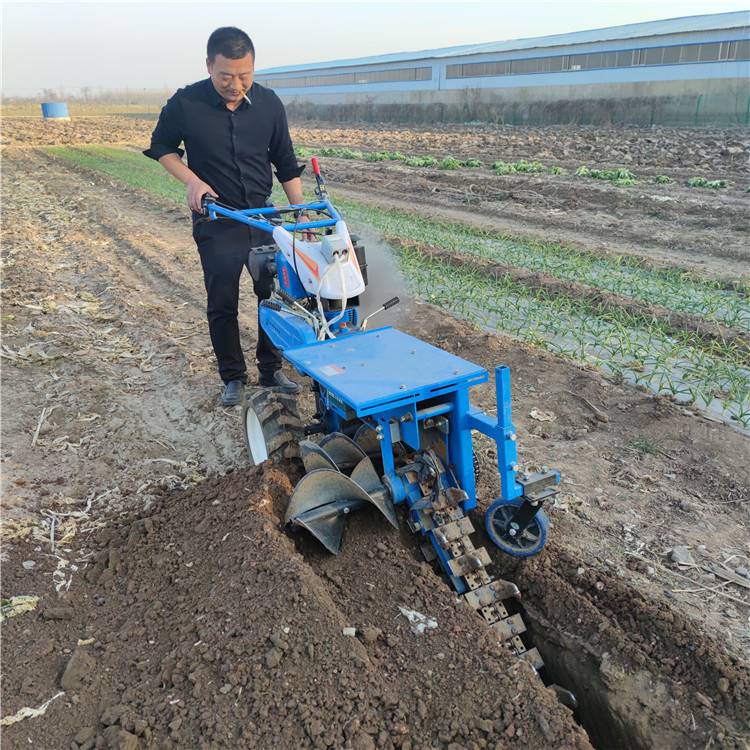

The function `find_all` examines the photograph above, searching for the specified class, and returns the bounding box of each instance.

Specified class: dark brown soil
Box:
[1,465,591,750]
[5,118,747,177]
[290,122,750,175]
[0,116,153,147]
[3,458,749,749]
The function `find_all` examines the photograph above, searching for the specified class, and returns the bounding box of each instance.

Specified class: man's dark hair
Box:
[207,27,255,61]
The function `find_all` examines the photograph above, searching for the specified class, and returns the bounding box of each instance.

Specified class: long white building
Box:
[256,11,750,125]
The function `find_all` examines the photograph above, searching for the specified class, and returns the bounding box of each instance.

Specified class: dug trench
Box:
[2,460,748,749]
[489,538,750,749]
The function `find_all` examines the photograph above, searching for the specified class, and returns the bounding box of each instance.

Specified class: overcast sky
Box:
[2,0,748,96]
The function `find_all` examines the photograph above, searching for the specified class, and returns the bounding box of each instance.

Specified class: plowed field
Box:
[1,116,748,750]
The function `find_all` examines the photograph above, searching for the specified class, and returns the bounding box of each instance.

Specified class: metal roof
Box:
[257,11,749,75]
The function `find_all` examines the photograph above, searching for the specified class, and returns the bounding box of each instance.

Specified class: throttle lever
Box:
[361,297,400,331]
[310,156,327,198]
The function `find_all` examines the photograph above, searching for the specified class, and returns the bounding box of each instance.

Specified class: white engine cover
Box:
[272,220,366,299]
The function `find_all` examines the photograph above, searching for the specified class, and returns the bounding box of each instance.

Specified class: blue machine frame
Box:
[282,327,525,513]
[207,197,558,566]
[205,198,341,234]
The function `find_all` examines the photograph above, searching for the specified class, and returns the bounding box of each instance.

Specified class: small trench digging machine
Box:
[203,158,562,676]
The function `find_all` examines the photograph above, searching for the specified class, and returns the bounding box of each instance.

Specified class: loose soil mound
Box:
[1,465,590,750]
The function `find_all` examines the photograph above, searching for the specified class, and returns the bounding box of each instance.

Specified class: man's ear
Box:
[206,57,212,74]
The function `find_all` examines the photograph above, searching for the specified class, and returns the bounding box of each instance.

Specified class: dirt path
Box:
[2,146,749,748]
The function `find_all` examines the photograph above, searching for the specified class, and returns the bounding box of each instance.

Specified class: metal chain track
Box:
[292,433,544,672]
[407,474,544,673]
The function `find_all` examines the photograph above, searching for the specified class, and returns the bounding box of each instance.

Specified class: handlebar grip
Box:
[310,156,321,176]
[383,297,400,310]
[201,194,216,216]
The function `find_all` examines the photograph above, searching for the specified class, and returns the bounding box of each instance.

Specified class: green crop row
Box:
[294,146,484,171]
[491,159,551,175]
[576,167,734,189]
[335,199,750,331]
[298,147,739,191]
[687,176,728,189]
[394,245,750,428]
[47,145,186,203]
[575,166,638,186]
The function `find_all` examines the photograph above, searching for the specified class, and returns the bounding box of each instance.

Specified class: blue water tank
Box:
[41,102,70,120]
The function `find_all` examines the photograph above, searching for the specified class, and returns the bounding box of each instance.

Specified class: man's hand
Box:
[281,177,315,239]
[295,211,316,242]
[187,177,218,213]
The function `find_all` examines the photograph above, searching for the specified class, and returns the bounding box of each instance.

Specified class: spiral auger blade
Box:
[350,456,399,529]
[318,432,367,471]
[287,439,398,553]
[299,440,340,473]
[353,424,380,457]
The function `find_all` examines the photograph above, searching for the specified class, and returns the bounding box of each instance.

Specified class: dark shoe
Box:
[259,370,300,394]
[221,379,244,406]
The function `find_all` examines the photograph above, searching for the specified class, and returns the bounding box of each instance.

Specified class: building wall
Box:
[258,26,750,126]
[279,78,748,126]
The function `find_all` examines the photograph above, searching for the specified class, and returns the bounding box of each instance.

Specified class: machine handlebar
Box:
[200,157,337,232]
[200,194,341,234]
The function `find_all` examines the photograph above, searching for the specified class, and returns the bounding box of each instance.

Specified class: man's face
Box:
[207,53,254,104]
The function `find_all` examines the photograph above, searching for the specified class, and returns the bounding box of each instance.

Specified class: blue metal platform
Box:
[285,327,487,416]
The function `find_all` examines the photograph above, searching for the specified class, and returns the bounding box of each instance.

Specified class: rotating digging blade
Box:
[318,432,367,471]
[286,455,398,554]
[299,440,340,473]
[353,424,380,457]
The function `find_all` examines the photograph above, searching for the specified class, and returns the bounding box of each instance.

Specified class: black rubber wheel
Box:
[242,389,303,465]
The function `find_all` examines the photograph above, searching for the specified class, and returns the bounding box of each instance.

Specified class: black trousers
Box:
[193,219,281,384]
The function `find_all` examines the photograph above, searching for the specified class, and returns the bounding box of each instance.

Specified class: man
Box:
[144,26,304,405]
